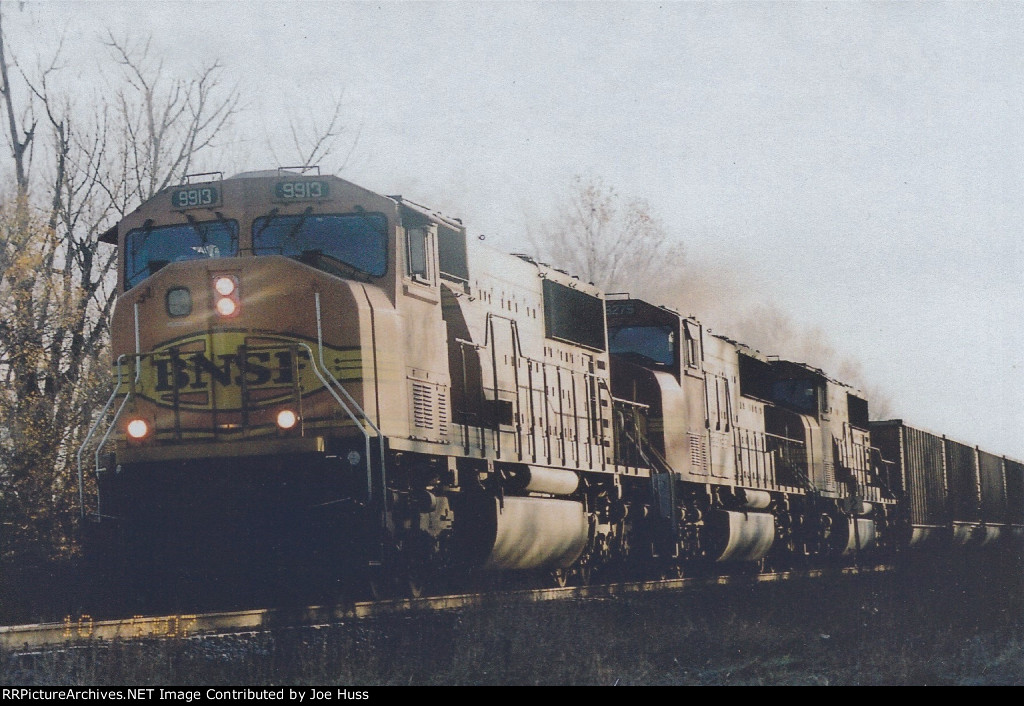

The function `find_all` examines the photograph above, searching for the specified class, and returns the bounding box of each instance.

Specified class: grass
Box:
[4,557,1024,685]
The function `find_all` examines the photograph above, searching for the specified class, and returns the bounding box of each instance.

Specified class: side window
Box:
[738,354,772,400]
[542,279,605,351]
[847,393,869,429]
[406,225,435,283]
[438,224,469,283]
[683,320,702,369]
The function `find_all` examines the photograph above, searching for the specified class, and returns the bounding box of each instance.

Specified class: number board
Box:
[274,180,330,201]
[170,185,221,210]
[606,302,636,316]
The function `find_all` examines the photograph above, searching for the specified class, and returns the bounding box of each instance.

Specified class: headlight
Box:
[276,409,298,429]
[215,297,237,316]
[127,419,149,439]
[214,276,236,296]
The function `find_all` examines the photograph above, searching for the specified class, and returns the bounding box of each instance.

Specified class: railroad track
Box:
[0,564,892,653]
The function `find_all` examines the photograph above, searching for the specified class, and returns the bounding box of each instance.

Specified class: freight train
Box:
[79,169,1024,603]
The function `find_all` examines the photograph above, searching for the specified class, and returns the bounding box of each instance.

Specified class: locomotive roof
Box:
[389,195,466,233]
[97,171,465,245]
[609,294,863,394]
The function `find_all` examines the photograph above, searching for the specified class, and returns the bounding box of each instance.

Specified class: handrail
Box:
[459,318,614,469]
[314,293,387,510]
[76,355,131,519]
[79,302,143,520]
[764,431,816,494]
[76,292,387,523]
[75,341,382,520]
[613,396,673,476]
[866,445,899,501]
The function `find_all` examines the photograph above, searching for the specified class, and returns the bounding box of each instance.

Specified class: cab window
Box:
[253,212,388,278]
[124,219,238,290]
[609,325,676,368]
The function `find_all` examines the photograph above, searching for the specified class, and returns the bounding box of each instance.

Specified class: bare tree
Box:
[529,175,685,296]
[0,12,241,562]
[267,95,362,173]
[101,33,241,209]
[0,9,31,195]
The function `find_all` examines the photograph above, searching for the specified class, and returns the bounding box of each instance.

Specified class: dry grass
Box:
[4,557,1024,685]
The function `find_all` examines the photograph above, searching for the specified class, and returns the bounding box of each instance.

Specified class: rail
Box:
[734,428,778,489]
[612,396,677,550]
[612,397,668,474]
[867,445,900,501]
[0,565,893,653]
[76,355,132,519]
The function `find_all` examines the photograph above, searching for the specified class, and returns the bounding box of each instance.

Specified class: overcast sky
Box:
[6,1,1023,459]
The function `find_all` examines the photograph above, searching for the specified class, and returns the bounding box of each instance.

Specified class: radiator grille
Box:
[689,432,707,471]
[437,388,449,437]
[412,381,434,430]
[409,379,449,439]
[823,461,836,491]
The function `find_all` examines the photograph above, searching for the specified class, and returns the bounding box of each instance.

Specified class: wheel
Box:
[661,563,685,580]
[405,575,426,599]
[550,568,570,588]
[364,566,391,601]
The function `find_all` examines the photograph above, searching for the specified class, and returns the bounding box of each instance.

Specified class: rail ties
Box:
[0,565,891,653]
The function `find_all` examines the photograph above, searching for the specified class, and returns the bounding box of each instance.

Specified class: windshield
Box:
[608,325,676,367]
[125,220,239,289]
[252,212,388,277]
[770,378,819,415]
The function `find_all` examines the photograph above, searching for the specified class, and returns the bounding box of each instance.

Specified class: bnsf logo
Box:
[153,350,297,392]
[124,333,360,410]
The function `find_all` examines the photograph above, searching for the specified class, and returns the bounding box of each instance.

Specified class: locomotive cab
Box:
[606,296,709,480]
[97,172,472,455]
